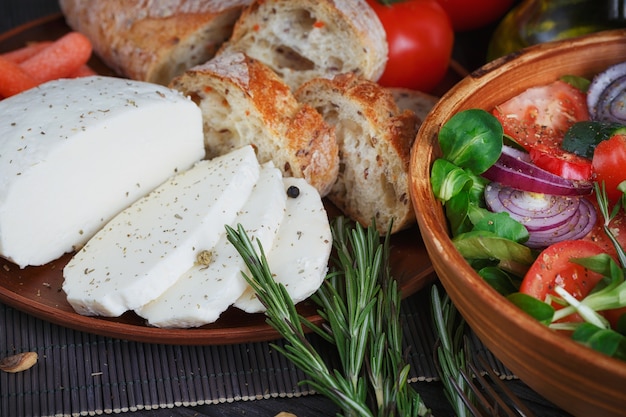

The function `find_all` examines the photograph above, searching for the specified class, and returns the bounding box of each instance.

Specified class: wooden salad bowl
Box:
[410,29,626,417]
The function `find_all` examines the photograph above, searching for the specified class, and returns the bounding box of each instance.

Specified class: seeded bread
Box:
[389,87,439,124]
[169,52,339,196]
[217,0,388,91]
[295,73,421,234]
[59,0,253,85]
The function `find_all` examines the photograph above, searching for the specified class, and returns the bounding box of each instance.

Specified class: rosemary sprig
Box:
[431,284,473,417]
[594,181,626,267]
[225,217,430,417]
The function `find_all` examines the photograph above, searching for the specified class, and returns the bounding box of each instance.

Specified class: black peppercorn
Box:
[286,185,300,198]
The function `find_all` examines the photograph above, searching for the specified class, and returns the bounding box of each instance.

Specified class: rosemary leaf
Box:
[594,182,626,267]
[431,285,473,417]
[225,218,431,417]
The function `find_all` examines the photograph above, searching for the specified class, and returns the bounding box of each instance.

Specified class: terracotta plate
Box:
[0,14,453,345]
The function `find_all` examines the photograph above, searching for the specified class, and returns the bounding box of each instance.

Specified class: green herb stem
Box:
[225,219,431,417]
[431,285,473,417]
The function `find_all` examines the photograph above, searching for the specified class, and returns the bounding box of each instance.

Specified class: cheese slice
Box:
[0,76,205,268]
[135,162,286,328]
[234,177,332,313]
[62,145,260,317]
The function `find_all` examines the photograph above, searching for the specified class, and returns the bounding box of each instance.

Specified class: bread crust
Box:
[296,73,420,234]
[169,52,339,196]
[218,0,388,90]
[59,0,252,85]
[389,87,439,124]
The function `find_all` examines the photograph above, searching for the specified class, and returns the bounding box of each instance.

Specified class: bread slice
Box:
[169,51,339,197]
[389,87,439,124]
[59,0,253,85]
[217,0,388,90]
[295,73,420,234]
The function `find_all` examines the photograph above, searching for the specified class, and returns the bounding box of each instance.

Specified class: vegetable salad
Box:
[431,61,626,360]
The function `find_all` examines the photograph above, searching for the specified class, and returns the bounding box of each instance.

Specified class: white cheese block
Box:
[0,76,205,268]
[62,145,260,317]
[135,162,286,328]
[234,177,332,313]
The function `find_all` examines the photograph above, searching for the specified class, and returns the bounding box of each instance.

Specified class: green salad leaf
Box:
[479,267,520,295]
[453,231,535,267]
[431,158,472,202]
[432,108,532,283]
[572,323,626,360]
[438,109,503,174]
[507,292,555,325]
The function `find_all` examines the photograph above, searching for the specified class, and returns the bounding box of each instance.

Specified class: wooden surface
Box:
[0,1,572,416]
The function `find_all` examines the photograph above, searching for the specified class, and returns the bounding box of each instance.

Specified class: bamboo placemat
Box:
[0,284,512,417]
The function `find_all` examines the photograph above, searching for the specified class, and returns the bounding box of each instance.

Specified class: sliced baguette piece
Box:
[234,176,331,313]
[388,87,439,124]
[169,51,339,197]
[63,146,260,317]
[295,73,419,234]
[135,162,286,328]
[59,0,253,85]
[217,0,388,90]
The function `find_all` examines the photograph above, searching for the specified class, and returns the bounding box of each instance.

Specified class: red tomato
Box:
[604,306,626,330]
[367,0,454,93]
[529,144,593,181]
[520,240,606,322]
[582,197,626,260]
[435,0,515,31]
[592,133,626,203]
[492,80,589,150]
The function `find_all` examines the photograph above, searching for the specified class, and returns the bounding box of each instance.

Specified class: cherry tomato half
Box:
[367,0,454,93]
[604,306,626,331]
[493,80,590,151]
[592,133,626,203]
[529,144,593,181]
[520,240,606,323]
[582,197,626,261]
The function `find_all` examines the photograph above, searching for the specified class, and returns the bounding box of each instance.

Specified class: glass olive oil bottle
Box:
[488,0,626,61]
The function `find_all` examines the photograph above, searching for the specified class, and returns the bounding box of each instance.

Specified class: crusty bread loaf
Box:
[217,0,388,91]
[389,87,439,124]
[169,51,339,197]
[295,73,420,234]
[59,0,253,85]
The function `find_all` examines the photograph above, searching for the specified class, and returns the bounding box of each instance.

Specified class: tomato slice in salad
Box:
[520,240,606,323]
[604,306,626,330]
[528,143,593,181]
[492,80,589,150]
[592,133,626,203]
[582,197,626,260]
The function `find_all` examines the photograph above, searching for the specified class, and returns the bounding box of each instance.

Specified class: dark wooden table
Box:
[0,1,573,416]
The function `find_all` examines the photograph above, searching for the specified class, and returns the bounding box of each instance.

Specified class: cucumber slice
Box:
[562,121,626,159]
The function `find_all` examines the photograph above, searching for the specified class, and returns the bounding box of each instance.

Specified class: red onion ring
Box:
[524,198,596,248]
[482,145,592,196]
[485,182,580,229]
[588,61,626,124]
[484,182,597,249]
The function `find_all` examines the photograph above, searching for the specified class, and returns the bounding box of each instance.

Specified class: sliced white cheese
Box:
[234,177,332,313]
[135,162,286,328]
[62,145,260,317]
[0,76,205,268]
